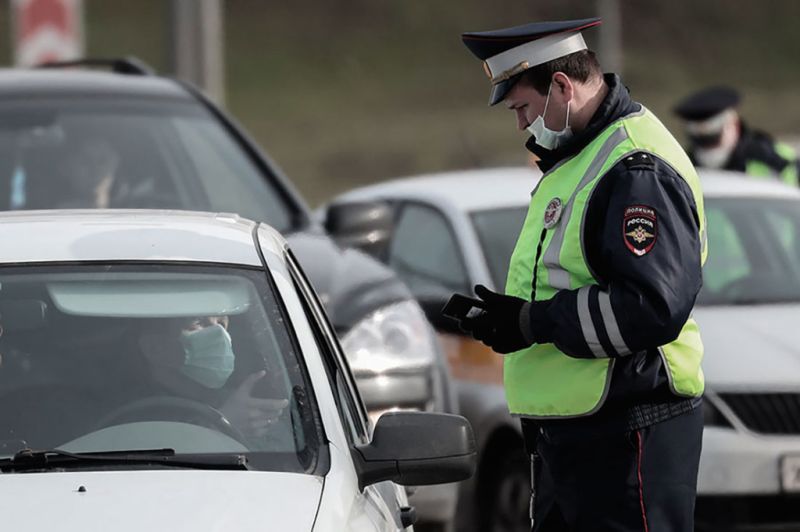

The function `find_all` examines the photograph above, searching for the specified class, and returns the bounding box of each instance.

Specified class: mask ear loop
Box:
[541,82,553,119]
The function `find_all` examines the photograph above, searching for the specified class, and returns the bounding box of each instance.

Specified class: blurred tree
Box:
[3,0,799,204]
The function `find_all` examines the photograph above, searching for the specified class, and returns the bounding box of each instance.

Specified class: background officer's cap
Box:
[673,86,741,122]
[462,17,601,106]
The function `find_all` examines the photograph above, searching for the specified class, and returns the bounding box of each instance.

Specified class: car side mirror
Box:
[352,411,476,490]
[324,201,393,259]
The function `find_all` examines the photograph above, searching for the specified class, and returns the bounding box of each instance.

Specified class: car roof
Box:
[336,167,800,213]
[696,168,800,198]
[0,210,284,266]
[0,69,190,100]
[335,167,541,212]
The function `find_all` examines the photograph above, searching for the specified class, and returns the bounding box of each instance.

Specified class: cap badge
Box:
[482,61,492,80]
[543,198,563,229]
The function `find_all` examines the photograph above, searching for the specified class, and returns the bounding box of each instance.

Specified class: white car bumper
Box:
[700,426,800,494]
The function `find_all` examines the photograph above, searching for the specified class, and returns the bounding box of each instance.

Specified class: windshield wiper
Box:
[0,448,249,473]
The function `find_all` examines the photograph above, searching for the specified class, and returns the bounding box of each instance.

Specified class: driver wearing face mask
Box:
[674,85,800,186]
[137,316,288,441]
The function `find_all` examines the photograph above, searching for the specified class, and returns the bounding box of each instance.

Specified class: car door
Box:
[387,201,472,301]
[285,249,408,532]
[384,201,522,532]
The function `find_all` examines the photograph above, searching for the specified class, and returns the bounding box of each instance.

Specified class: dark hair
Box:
[518,50,602,95]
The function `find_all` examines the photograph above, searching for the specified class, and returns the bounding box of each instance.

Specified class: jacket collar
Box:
[526,73,641,173]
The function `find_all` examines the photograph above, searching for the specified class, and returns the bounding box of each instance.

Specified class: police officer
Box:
[674,85,800,185]
[457,18,706,532]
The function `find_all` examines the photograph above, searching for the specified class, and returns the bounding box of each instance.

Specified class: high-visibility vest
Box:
[745,141,799,186]
[504,107,707,418]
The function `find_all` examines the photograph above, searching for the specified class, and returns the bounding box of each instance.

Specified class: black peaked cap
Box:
[461,18,601,60]
[673,86,741,121]
[462,18,601,105]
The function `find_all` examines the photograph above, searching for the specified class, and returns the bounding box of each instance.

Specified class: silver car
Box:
[324,167,800,532]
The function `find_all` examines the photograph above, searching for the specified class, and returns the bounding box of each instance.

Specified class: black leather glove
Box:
[463,284,532,354]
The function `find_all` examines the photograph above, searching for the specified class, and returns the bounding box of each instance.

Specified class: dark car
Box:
[0,58,458,529]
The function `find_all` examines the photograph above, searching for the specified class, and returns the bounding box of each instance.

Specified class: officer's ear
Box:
[551,72,573,104]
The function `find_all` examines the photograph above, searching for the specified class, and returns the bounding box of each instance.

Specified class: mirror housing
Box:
[353,411,476,490]
[324,200,393,259]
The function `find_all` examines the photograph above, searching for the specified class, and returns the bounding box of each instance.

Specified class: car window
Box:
[388,203,469,297]
[698,197,800,305]
[702,206,751,294]
[471,207,528,290]
[0,264,322,473]
[0,99,293,231]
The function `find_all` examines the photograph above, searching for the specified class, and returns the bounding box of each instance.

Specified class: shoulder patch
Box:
[622,152,655,170]
[623,205,657,256]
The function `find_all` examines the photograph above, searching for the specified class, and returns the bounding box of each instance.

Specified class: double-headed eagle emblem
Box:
[626,225,655,244]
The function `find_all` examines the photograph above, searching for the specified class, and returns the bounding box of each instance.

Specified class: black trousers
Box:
[528,407,703,532]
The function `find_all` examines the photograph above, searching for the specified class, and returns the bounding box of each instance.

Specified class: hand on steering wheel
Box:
[95,395,249,445]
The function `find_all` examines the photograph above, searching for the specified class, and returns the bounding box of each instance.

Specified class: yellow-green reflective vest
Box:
[745,142,799,187]
[504,108,707,419]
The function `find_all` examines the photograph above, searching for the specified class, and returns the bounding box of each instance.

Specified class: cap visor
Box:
[489,78,515,106]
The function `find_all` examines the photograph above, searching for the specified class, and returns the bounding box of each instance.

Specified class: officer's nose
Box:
[515,108,529,131]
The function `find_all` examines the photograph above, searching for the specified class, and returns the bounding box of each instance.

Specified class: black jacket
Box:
[522,75,702,437]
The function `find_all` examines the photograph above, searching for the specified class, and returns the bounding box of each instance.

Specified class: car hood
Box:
[287,231,412,334]
[0,470,323,531]
[694,304,800,390]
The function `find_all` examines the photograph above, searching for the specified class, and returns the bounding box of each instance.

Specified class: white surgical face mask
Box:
[526,82,573,150]
[693,113,738,169]
[694,143,733,169]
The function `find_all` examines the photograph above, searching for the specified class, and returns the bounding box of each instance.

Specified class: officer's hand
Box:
[463,285,532,355]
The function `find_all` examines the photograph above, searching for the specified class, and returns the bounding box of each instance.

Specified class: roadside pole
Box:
[596,0,623,76]
[170,0,225,104]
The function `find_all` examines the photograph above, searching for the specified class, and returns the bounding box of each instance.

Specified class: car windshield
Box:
[0,264,321,473]
[471,207,528,290]
[698,196,800,305]
[472,197,800,306]
[0,98,295,232]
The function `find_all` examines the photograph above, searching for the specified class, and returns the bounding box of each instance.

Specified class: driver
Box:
[58,137,120,209]
[137,316,288,441]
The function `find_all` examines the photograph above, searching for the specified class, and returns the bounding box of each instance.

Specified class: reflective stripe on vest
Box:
[503,107,705,418]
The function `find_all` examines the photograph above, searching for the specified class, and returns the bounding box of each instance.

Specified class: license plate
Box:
[780,455,800,492]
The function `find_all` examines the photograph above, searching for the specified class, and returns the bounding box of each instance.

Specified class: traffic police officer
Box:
[674,85,800,185]
[458,18,706,532]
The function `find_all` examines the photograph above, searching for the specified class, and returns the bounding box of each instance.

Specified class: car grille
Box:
[719,393,800,434]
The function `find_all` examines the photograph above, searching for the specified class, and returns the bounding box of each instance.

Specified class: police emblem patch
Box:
[623,205,657,256]
[543,198,563,229]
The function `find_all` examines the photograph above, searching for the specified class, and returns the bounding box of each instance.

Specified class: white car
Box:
[324,167,800,532]
[0,210,475,531]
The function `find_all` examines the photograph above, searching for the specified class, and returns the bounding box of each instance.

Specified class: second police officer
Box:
[673,85,800,185]
[457,17,707,532]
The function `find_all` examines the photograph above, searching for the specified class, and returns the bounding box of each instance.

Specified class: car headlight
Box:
[341,300,438,376]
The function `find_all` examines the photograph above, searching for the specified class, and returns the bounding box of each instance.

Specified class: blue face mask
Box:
[179,324,235,389]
